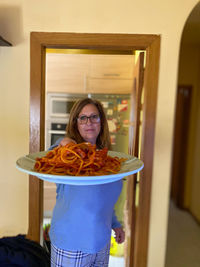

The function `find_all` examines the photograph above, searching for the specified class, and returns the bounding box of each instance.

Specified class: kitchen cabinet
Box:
[89,54,134,79]
[46,53,90,93]
[88,55,134,93]
[86,77,133,94]
[45,53,135,94]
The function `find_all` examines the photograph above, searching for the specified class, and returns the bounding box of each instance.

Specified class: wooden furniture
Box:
[46,53,135,94]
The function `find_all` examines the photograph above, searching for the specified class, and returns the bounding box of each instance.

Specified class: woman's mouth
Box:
[85,129,95,132]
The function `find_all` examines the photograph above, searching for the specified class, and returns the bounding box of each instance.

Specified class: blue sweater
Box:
[49,181,122,253]
[48,140,122,253]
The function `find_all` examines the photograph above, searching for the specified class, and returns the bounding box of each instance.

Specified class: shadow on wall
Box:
[0,5,24,46]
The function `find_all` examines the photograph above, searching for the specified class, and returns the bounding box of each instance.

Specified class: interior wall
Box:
[178,43,200,220]
[0,1,199,267]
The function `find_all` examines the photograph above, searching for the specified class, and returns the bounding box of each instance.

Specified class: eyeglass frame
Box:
[77,114,101,124]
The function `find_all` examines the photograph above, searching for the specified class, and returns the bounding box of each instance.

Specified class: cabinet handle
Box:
[103,73,120,77]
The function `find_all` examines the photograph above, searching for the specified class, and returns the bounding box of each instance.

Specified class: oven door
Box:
[46,130,66,149]
[49,96,77,118]
[45,121,68,150]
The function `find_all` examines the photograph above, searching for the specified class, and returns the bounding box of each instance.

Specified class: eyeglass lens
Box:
[78,114,100,124]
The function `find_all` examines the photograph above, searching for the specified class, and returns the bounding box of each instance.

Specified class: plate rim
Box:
[16,150,144,184]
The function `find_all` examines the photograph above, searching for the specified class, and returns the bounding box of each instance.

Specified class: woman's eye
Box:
[91,115,98,119]
[80,116,87,121]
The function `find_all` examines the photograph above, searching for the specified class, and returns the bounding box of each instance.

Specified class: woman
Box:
[49,98,125,267]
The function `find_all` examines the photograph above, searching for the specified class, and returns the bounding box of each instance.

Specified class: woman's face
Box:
[77,104,101,144]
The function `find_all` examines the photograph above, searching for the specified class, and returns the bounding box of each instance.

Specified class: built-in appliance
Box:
[46,122,67,149]
[45,93,86,149]
[47,93,85,119]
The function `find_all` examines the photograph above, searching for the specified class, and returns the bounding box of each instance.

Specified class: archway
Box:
[165,2,200,266]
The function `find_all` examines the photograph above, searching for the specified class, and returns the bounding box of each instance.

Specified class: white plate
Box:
[16,151,144,185]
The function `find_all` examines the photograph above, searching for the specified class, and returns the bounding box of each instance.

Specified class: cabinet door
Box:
[87,55,135,93]
[90,54,135,79]
[86,77,134,94]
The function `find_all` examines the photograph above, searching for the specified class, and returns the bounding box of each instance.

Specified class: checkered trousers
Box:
[51,243,110,267]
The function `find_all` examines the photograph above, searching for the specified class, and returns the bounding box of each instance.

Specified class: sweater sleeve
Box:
[111,210,122,229]
[48,138,63,150]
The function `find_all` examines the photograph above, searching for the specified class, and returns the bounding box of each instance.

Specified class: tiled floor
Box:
[165,201,200,267]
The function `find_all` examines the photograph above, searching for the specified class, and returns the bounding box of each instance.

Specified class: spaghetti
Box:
[34,142,126,176]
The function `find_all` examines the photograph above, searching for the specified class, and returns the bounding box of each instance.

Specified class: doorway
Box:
[43,49,143,267]
[29,32,160,267]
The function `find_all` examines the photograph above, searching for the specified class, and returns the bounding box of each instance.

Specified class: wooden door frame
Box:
[29,32,160,267]
[171,85,192,208]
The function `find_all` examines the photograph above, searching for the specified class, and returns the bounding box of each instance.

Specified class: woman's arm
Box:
[48,137,63,150]
[60,137,76,146]
[113,227,125,244]
[112,211,125,244]
[48,137,76,151]
[112,210,121,229]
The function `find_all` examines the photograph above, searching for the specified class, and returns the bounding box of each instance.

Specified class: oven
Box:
[48,93,79,119]
[45,120,67,150]
[45,93,87,149]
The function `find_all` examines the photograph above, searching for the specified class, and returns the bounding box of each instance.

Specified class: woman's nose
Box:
[86,118,93,125]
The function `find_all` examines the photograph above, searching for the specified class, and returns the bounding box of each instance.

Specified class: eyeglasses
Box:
[77,114,100,124]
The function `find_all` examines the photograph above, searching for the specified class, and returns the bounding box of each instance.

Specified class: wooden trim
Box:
[171,85,192,208]
[29,32,160,266]
[31,32,158,50]
[127,52,145,267]
[28,34,46,242]
[134,37,160,266]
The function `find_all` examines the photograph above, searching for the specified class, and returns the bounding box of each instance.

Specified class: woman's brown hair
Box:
[66,98,111,149]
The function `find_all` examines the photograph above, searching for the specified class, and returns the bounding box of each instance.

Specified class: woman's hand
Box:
[113,227,125,244]
[60,137,76,146]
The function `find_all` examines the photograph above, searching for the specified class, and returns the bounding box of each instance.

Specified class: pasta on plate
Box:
[34,142,126,176]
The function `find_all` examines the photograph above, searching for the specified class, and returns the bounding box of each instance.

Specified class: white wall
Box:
[0,1,199,266]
